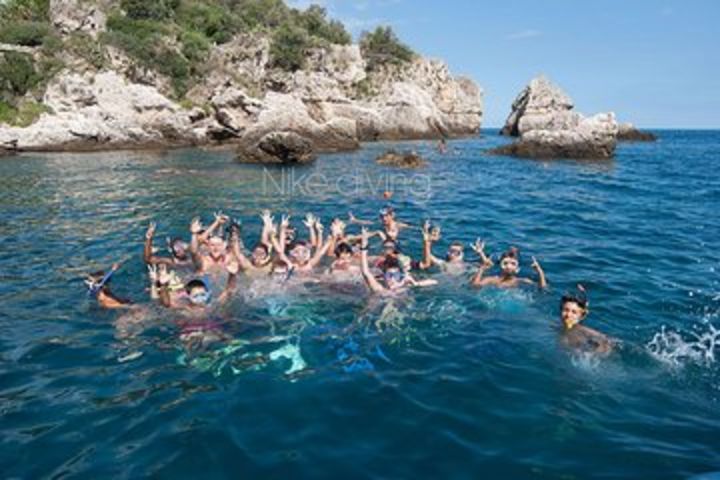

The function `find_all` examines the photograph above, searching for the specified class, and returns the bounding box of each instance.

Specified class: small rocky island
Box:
[0,0,483,161]
[491,76,656,160]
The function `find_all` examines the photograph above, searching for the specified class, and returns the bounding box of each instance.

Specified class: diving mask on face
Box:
[189,291,211,305]
[384,270,404,284]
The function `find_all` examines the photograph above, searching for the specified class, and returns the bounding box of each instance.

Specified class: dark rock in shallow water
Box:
[236,131,315,164]
[489,137,615,160]
[617,123,656,142]
[376,150,426,168]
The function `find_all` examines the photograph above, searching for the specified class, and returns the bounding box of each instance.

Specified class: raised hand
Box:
[360,227,369,249]
[330,218,345,238]
[190,217,202,234]
[531,255,543,272]
[214,211,229,224]
[281,214,291,228]
[315,220,324,233]
[260,210,274,226]
[430,225,441,242]
[145,221,157,240]
[226,261,240,275]
[303,213,317,229]
[158,264,171,285]
[421,219,431,242]
[147,264,158,282]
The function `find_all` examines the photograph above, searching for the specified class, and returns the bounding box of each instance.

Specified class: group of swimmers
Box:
[85,204,612,355]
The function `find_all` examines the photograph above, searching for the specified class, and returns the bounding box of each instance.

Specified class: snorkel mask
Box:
[186,278,212,306]
[189,290,211,305]
[384,269,404,285]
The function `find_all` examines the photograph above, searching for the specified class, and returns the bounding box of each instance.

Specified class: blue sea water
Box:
[1,130,719,478]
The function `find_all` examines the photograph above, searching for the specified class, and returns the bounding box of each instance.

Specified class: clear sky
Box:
[291,0,720,129]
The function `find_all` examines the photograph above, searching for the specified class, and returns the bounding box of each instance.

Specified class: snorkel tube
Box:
[86,269,115,297]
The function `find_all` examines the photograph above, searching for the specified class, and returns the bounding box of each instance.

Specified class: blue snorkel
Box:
[86,269,115,297]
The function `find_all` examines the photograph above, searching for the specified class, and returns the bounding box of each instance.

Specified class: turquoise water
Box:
[1,130,719,478]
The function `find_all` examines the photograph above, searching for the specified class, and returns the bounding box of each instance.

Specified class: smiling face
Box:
[383,267,404,290]
[561,300,587,329]
[446,244,464,263]
[171,240,188,260]
[500,256,519,275]
[290,244,311,263]
[251,245,269,266]
[208,237,226,259]
[188,285,210,306]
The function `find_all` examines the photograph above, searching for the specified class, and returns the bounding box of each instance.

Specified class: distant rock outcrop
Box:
[493,76,618,159]
[376,149,426,168]
[617,122,657,141]
[236,130,315,164]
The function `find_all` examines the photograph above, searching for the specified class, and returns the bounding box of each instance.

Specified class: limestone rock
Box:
[236,131,315,164]
[376,149,426,168]
[493,76,618,159]
[617,122,656,141]
[0,71,201,151]
[49,0,108,37]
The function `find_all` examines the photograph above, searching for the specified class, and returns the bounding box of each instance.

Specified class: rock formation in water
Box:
[0,1,483,159]
[375,149,426,168]
[492,76,618,159]
[617,122,657,141]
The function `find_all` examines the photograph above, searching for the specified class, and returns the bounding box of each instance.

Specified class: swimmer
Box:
[348,206,412,242]
[143,222,192,267]
[156,261,239,310]
[359,227,437,295]
[559,286,613,355]
[328,241,361,276]
[85,262,132,309]
[418,220,466,273]
[189,212,236,274]
[470,243,547,289]
[270,214,333,274]
[229,212,275,276]
[437,137,447,154]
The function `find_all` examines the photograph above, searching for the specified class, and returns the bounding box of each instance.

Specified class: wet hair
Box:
[288,240,309,251]
[169,238,188,258]
[449,241,464,250]
[381,257,401,272]
[561,288,589,311]
[500,246,520,261]
[334,242,352,256]
[252,243,269,255]
[185,279,208,294]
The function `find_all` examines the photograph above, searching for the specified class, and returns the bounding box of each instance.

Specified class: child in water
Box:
[470,243,547,289]
[560,285,613,355]
[85,263,132,309]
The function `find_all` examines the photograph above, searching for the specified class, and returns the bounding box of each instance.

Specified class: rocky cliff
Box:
[0,0,483,157]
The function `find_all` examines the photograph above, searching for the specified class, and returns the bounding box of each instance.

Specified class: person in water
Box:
[229,212,275,276]
[270,214,334,275]
[470,243,547,289]
[143,222,192,268]
[189,212,236,274]
[85,262,132,309]
[559,285,613,355]
[359,227,437,295]
[349,206,412,242]
[418,220,466,273]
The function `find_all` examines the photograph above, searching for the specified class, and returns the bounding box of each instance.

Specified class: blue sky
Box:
[290,0,720,128]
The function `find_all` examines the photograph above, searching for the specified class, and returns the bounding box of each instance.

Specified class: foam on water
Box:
[646,322,720,367]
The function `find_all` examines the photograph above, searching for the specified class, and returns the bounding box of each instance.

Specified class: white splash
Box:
[646,323,720,367]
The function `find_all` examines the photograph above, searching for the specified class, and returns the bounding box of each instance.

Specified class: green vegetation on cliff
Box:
[0,0,416,124]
